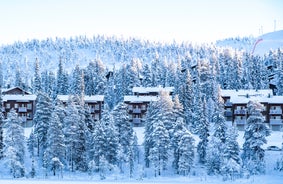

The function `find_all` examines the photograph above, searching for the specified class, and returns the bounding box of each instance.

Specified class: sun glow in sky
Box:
[0,0,282,44]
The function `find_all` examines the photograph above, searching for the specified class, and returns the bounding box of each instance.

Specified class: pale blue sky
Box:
[0,0,282,44]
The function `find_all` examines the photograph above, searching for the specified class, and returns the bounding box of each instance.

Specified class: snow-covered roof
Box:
[221,89,273,98]
[2,94,37,102]
[84,95,104,102]
[57,95,104,102]
[124,96,159,103]
[230,95,283,104]
[132,86,174,93]
[2,86,32,95]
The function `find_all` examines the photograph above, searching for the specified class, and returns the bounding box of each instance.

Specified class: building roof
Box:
[2,94,37,102]
[132,86,174,93]
[57,95,104,102]
[2,86,32,95]
[221,89,273,98]
[124,95,159,103]
[230,95,283,104]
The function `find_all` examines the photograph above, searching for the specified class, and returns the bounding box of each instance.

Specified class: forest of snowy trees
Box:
[0,36,283,179]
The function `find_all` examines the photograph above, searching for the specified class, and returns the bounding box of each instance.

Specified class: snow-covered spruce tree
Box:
[70,65,85,96]
[112,102,135,173]
[3,109,25,178]
[33,58,42,94]
[149,120,170,177]
[171,117,195,175]
[177,129,195,176]
[242,100,271,175]
[144,101,160,168]
[44,111,65,176]
[63,96,87,172]
[141,63,153,87]
[144,91,174,168]
[100,105,119,166]
[221,126,242,181]
[33,92,52,159]
[178,70,194,126]
[57,57,69,95]
[173,95,184,121]
[196,98,209,164]
[206,86,227,175]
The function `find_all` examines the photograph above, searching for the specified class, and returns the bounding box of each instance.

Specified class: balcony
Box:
[224,111,232,117]
[133,118,141,124]
[269,109,282,114]
[235,120,246,125]
[234,109,247,115]
[18,107,27,112]
[133,109,141,114]
[270,119,282,125]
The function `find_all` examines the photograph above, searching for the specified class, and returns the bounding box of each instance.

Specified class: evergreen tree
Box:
[33,93,52,158]
[3,109,25,178]
[141,63,152,87]
[242,101,271,175]
[44,111,65,176]
[276,69,283,95]
[33,58,42,94]
[177,130,195,176]
[70,65,84,96]
[112,102,135,172]
[221,127,242,180]
[149,120,170,177]
[0,80,3,159]
[57,57,66,95]
[196,98,209,164]
[63,96,87,172]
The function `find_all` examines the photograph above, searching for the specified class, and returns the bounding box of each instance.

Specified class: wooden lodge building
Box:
[57,95,104,121]
[221,89,283,131]
[2,87,37,127]
[124,86,174,126]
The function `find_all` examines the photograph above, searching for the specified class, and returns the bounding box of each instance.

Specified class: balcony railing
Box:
[269,109,282,114]
[18,107,27,112]
[270,119,282,125]
[133,118,141,124]
[235,120,246,125]
[224,111,232,117]
[133,109,141,113]
[234,109,247,115]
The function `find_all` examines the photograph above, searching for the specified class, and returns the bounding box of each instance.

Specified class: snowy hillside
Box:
[215,36,255,51]
[252,30,283,56]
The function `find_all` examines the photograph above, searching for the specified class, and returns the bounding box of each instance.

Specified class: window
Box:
[27,104,32,110]
[6,103,10,109]
[14,103,18,108]
[95,104,100,110]
[94,113,100,120]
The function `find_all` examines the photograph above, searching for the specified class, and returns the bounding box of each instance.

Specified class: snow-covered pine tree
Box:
[141,63,152,87]
[221,126,242,181]
[144,101,160,168]
[242,100,271,175]
[70,65,84,96]
[3,109,25,178]
[63,96,87,172]
[196,98,209,164]
[149,120,170,177]
[112,102,135,172]
[57,57,68,95]
[173,95,184,121]
[44,111,65,176]
[171,117,194,175]
[100,105,119,166]
[33,92,52,158]
[177,130,195,176]
[33,58,42,94]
